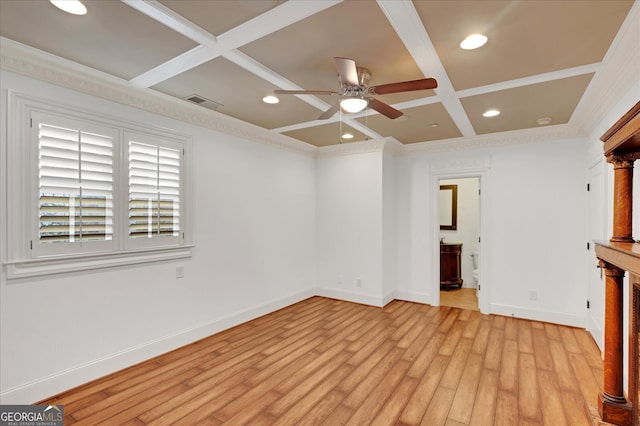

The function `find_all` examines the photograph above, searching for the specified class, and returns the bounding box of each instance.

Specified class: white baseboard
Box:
[0,288,316,404]
[489,303,586,328]
[314,287,385,307]
[394,290,432,305]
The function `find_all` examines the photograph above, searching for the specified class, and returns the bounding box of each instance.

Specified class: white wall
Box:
[0,72,317,403]
[439,177,480,288]
[396,138,588,326]
[1,69,635,405]
[315,145,384,305]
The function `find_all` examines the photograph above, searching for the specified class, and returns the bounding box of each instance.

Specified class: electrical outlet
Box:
[356,278,362,288]
[338,274,343,285]
[176,266,184,279]
[529,290,537,300]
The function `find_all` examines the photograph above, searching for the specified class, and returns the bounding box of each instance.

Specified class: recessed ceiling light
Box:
[342,133,354,139]
[537,117,552,125]
[49,0,87,15]
[431,123,439,128]
[262,95,279,104]
[483,109,500,117]
[460,34,488,50]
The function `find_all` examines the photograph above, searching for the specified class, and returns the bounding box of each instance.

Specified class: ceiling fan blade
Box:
[368,98,403,119]
[370,78,438,95]
[318,102,341,120]
[274,89,338,96]
[334,57,359,87]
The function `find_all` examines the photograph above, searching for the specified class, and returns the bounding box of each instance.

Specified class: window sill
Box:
[4,246,194,279]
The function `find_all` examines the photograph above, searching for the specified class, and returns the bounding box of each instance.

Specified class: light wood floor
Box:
[441,288,479,311]
[42,297,604,425]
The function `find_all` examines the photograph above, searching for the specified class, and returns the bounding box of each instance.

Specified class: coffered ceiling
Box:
[0,0,636,147]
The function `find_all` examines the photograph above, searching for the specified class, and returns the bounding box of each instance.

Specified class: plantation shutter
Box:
[38,122,113,243]
[128,140,181,239]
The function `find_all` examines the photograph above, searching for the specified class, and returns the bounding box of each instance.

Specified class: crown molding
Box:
[315,138,386,158]
[398,124,584,156]
[0,38,316,157]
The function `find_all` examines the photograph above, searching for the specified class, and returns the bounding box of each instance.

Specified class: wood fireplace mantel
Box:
[594,101,640,426]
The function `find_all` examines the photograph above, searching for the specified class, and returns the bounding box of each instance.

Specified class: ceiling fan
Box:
[274,57,437,120]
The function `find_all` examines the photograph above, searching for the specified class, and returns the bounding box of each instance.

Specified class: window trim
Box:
[5,91,193,279]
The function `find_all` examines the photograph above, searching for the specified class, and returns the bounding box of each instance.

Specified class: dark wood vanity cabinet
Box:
[440,243,463,290]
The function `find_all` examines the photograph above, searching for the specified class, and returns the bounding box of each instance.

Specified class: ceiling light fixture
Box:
[262,95,279,104]
[483,109,501,117]
[460,33,488,50]
[342,132,354,139]
[340,97,368,113]
[537,117,552,125]
[49,0,87,15]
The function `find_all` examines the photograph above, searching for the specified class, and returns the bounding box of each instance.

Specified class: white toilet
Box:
[471,251,480,296]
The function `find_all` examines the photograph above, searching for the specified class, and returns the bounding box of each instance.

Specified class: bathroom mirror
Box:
[439,184,457,230]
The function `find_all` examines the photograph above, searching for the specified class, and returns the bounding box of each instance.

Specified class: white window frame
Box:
[5,92,193,279]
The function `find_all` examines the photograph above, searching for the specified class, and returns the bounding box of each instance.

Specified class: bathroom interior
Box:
[439,177,481,310]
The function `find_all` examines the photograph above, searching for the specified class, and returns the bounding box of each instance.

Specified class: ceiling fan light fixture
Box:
[460,33,488,50]
[340,97,368,113]
[262,95,279,104]
[49,0,87,15]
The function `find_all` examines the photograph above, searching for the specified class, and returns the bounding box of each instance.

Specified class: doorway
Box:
[438,176,481,311]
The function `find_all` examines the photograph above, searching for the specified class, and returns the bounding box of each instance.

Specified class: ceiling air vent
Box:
[184,94,224,111]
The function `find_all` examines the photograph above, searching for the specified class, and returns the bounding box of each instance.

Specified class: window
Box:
[6,93,192,278]
[33,113,116,257]
[126,133,183,249]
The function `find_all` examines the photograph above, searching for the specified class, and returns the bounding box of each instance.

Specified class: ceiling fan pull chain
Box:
[339,109,343,144]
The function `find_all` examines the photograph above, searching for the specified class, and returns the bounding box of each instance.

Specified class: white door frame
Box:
[432,162,490,314]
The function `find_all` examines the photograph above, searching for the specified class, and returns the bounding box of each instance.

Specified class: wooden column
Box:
[609,155,636,243]
[599,259,634,424]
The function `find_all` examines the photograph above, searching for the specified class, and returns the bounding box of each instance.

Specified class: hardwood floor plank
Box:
[421,386,456,426]
[439,337,473,390]
[345,360,412,425]
[547,339,580,392]
[537,369,567,426]
[531,327,554,371]
[469,368,499,426]
[399,354,450,425]
[406,332,447,379]
[484,327,504,371]
[518,353,542,422]
[517,319,534,354]
[270,364,353,425]
[498,339,519,392]
[568,352,602,407]
[494,390,519,426]
[372,376,419,425]
[269,350,351,416]
[448,353,484,424]
[342,348,404,410]
[38,297,604,426]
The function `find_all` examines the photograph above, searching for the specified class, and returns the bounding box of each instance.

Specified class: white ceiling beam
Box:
[125,0,342,89]
[376,0,476,137]
[121,0,218,46]
[129,44,220,88]
[218,1,342,50]
[456,62,603,98]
